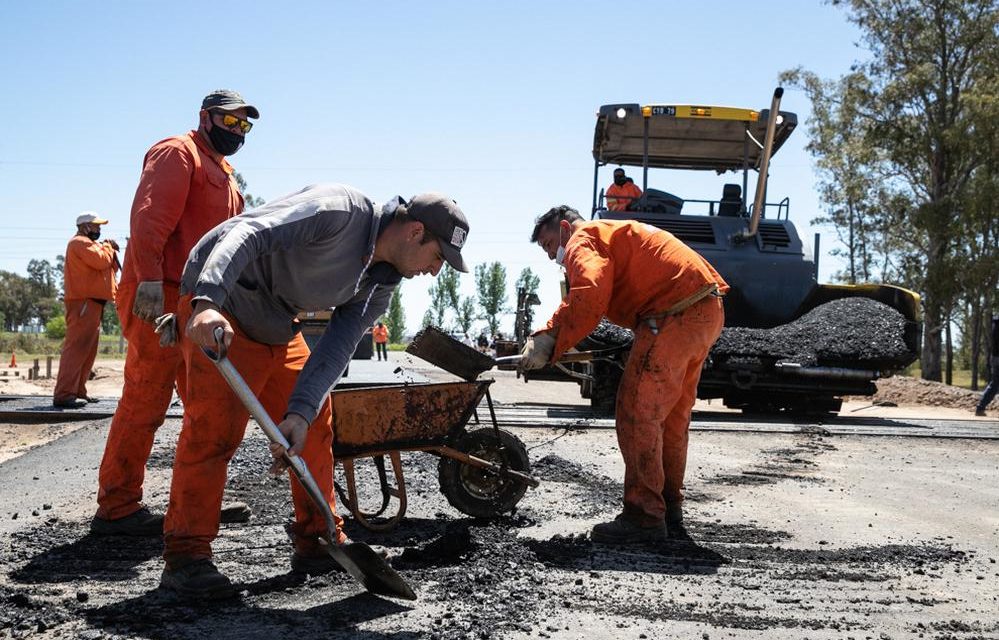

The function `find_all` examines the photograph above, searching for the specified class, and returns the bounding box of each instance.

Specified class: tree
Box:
[789,0,999,381]
[234,171,265,208]
[385,286,406,343]
[475,262,508,336]
[0,271,35,330]
[456,297,477,334]
[25,258,60,324]
[425,265,461,330]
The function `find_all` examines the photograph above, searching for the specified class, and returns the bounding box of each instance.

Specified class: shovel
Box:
[407,325,626,381]
[202,328,416,601]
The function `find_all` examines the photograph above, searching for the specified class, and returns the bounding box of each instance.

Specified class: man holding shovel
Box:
[523,205,727,544]
[162,184,469,599]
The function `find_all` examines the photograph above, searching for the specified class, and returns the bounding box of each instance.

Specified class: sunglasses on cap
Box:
[214,112,253,134]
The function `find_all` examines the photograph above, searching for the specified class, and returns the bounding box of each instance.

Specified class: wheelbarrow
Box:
[331,379,538,531]
[202,330,415,601]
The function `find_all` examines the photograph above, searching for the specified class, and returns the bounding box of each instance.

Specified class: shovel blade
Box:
[325,540,417,601]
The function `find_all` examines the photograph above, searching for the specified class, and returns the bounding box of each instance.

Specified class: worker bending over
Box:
[162,184,469,599]
[523,205,727,544]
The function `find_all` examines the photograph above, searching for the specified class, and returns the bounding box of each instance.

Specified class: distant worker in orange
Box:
[53,212,120,408]
[91,90,259,537]
[373,321,390,361]
[605,167,643,212]
[523,205,727,544]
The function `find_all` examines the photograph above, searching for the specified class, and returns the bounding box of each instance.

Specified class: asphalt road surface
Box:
[1,362,997,639]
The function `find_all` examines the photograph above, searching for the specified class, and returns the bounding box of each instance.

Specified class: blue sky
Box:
[0,1,867,335]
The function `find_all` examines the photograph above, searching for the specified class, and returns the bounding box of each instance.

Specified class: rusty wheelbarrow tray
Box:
[331,379,538,531]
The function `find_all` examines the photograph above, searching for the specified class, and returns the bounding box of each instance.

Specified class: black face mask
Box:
[207,124,244,156]
[86,229,101,241]
[614,176,627,186]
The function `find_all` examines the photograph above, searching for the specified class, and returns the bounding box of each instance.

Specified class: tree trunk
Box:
[945,315,953,386]
[921,296,943,382]
[970,300,981,391]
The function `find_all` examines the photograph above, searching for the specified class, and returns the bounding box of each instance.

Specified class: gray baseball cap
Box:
[407,193,469,272]
[201,89,259,119]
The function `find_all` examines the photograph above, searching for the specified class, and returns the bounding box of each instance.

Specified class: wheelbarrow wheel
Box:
[438,428,530,519]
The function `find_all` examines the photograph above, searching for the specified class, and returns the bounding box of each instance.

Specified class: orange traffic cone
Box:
[8,351,16,368]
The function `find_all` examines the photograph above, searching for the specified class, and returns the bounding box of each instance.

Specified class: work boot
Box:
[975,408,987,417]
[220,501,252,524]
[80,395,100,403]
[591,514,666,544]
[665,503,691,540]
[90,506,163,537]
[160,559,235,600]
[290,541,389,575]
[52,397,87,409]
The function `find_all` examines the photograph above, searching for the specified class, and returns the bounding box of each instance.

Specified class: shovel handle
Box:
[203,347,339,539]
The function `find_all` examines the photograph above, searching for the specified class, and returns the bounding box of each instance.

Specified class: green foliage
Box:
[101,302,121,335]
[0,271,35,331]
[425,265,462,330]
[456,297,476,334]
[234,171,266,208]
[45,315,66,340]
[515,268,540,297]
[385,287,406,343]
[475,262,508,336]
[0,331,61,355]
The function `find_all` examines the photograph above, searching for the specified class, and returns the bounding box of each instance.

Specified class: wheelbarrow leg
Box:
[340,452,408,532]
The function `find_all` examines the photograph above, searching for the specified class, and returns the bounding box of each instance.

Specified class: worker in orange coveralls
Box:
[159,186,470,599]
[53,212,120,408]
[605,167,643,211]
[90,90,258,537]
[373,321,390,361]
[523,204,728,543]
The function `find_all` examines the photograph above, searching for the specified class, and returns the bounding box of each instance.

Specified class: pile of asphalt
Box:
[712,297,913,369]
[583,298,914,371]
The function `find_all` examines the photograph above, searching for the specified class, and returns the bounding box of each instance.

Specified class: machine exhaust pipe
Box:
[739,87,783,240]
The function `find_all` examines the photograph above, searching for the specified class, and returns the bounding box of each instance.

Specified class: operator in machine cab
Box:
[605,168,642,211]
[521,204,727,544]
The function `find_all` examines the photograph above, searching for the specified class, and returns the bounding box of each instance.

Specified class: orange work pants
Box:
[96,281,184,520]
[163,296,343,566]
[53,298,105,402]
[615,297,724,526]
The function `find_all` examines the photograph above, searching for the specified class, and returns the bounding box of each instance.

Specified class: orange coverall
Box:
[54,236,119,403]
[544,220,728,526]
[606,181,643,211]
[96,131,243,521]
[372,324,389,344]
[164,296,343,565]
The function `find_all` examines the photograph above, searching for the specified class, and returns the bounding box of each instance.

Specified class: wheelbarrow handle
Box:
[493,347,625,367]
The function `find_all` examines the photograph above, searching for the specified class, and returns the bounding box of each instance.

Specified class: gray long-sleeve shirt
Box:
[180,183,401,422]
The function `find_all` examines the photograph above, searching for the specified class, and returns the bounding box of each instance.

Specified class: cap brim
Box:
[93,218,109,225]
[439,241,468,273]
[211,104,260,119]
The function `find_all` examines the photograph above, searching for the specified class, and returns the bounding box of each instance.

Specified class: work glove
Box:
[153,313,178,347]
[519,333,556,372]
[133,281,164,322]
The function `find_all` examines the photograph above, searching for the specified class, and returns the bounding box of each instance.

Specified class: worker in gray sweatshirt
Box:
[160,183,469,599]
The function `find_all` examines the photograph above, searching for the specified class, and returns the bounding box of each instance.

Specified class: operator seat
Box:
[717,184,743,216]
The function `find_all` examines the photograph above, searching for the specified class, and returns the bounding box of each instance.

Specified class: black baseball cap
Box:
[201,89,260,119]
[406,193,469,272]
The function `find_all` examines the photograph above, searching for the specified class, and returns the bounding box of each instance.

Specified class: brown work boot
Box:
[160,559,235,600]
[90,506,163,537]
[975,408,987,417]
[591,514,666,544]
[220,501,252,524]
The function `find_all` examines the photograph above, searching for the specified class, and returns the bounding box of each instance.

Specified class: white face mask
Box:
[554,224,567,266]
